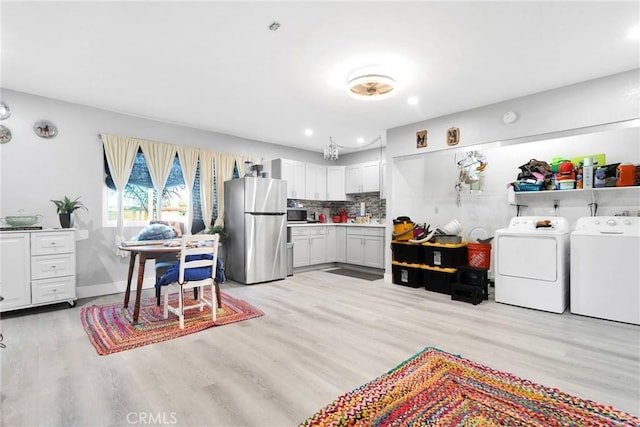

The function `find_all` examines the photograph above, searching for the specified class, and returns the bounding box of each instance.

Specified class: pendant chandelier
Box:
[324,137,339,160]
[323,135,382,161]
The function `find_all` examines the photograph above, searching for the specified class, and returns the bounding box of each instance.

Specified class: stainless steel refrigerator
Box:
[224,177,287,284]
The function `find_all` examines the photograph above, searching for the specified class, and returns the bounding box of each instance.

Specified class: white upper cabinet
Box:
[305,164,327,201]
[326,166,346,201]
[346,160,380,194]
[272,158,306,199]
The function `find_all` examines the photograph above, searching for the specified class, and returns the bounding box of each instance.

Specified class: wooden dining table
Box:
[119,242,181,325]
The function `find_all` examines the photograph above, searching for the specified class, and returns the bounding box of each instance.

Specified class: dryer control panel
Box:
[507,216,569,233]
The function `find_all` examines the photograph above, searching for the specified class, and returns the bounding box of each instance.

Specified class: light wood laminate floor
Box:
[1,270,639,426]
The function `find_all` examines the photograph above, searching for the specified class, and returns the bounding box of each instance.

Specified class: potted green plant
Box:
[207,225,228,264]
[207,225,228,242]
[51,196,87,228]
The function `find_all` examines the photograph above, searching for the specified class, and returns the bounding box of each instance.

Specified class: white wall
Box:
[385,69,640,275]
[0,89,331,296]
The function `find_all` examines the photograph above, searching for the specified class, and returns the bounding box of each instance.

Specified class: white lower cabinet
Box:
[345,227,385,268]
[291,226,327,267]
[336,227,347,263]
[0,230,77,312]
[290,225,383,269]
[326,226,336,262]
[0,233,31,310]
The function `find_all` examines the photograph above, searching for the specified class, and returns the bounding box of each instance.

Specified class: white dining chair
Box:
[163,233,220,329]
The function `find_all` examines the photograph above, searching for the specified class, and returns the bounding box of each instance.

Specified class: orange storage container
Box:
[467,242,491,269]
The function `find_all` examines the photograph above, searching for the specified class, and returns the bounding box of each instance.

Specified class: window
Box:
[103,150,223,233]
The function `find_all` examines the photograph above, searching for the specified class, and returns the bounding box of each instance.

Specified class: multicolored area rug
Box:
[301,347,639,426]
[81,290,263,355]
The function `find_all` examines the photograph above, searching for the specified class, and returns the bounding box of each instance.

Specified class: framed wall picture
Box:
[416,130,427,148]
[447,127,460,146]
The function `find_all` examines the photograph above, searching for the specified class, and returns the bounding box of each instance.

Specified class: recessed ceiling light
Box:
[304,129,313,136]
[627,25,640,40]
[408,96,419,105]
[356,137,364,144]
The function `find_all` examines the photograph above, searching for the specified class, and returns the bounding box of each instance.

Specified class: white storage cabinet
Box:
[345,161,380,194]
[271,158,306,199]
[305,164,327,201]
[326,166,347,201]
[291,226,327,267]
[345,226,384,268]
[0,229,77,312]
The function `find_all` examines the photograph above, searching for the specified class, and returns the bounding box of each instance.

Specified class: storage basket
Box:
[514,182,542,192]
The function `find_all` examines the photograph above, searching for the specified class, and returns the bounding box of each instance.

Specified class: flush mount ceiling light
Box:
[347,67,396,101]
[348,74,396,100]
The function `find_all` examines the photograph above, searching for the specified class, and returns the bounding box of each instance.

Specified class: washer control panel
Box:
[574,216,640,236]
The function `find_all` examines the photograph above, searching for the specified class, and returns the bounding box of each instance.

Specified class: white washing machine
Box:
[494,216,570,313]
[570,216,640,325]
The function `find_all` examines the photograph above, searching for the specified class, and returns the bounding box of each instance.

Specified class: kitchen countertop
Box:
[288,222,386,228]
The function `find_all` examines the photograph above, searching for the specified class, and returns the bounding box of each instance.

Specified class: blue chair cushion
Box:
[155,255,226,287]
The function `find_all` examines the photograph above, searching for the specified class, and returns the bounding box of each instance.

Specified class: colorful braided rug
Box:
[81,290,263,355]
[301,347,639,426]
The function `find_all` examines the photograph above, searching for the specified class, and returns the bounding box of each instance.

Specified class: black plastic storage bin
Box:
[392,261,423,288]
[391,241,423,264]
[422,265,457,295]
[422,242,468,268]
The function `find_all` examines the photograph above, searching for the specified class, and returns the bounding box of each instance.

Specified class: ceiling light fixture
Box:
[408,96,419,105]
[347,66,396,101]
[348,74,396,100]
[304,129,313,136]
[324,135,383,161]
[627,25,640,40]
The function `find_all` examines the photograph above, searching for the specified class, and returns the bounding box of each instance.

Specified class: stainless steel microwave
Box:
[287,209,307,223]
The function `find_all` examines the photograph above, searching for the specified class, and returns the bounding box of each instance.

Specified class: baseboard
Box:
[76,277,157,299]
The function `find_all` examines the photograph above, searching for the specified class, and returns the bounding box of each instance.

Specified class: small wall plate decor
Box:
[0,102,10,120]
[0,125,12,144]
[416,130,427,148]
[33,120,58,138]
[447,127,460,146]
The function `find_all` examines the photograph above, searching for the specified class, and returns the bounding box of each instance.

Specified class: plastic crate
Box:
[422,265,457,295]
[451,283,484,305]
[392,241,423,264]
[422,242,468,268]
[392,261,423,288]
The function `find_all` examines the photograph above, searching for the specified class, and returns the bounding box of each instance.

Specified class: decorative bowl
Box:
[2,214,42,227]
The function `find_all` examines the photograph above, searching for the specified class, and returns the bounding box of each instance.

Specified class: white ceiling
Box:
[2,1,638,154]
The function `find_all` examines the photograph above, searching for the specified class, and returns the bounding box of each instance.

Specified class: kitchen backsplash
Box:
[291,193,386,219]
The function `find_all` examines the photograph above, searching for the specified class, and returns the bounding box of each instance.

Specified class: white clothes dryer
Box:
[570,216,640,325]
[494,216,570,313]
